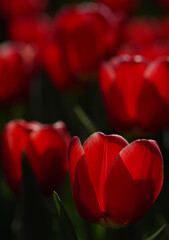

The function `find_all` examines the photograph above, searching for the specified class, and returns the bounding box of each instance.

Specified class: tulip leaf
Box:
[53,191,78,240]
[20,153,53,240]
[145,224,166,240]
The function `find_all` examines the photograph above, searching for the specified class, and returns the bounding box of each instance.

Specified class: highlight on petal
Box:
[83,132,128,210]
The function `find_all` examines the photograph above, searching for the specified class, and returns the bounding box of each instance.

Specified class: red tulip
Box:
[118,17,169,60]
[8,14,52,65]
[1,120,70,195]
[53,3,120,75]
[0,42,36,105]
[68,132,163,225]
[99,55,169,132]
[158,17,169,40]
[122,18,159,46]
[95,0,139,14]
[0,0,48,20]
[42,40,79,91]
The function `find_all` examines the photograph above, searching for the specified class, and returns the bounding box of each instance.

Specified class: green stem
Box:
[74,105,98,135]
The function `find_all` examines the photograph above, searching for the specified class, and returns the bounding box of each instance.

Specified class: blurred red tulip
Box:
[0,42,37,105]
[143,41,169,60]
[8,14,52,64]
[42,40,79,91]
[158,17,169,39]
[1,120,70,195]
[122,18,159,46]
[95,0,139,14]
[99,55,169,132]
[118,41,169,60]
[0,0,48,20]
[68,132,163,225]
[53,3,120,75]
[118,17,169,60]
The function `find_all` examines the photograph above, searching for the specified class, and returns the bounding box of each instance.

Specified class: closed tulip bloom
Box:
[42,40,79,91]
[53,3,120,74]
[0,42,36,105]
[2,120,70,195]
[99,55,169,132]
[119,17,169,60]
[8,14,52,65]
[8,14,52,47]
[68,132,163,226]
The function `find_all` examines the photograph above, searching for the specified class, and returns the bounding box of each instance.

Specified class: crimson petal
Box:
[104,139,163,224]
[83,132,128,210]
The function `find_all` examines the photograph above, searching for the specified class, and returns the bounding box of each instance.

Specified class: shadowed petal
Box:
[68,136,101,222]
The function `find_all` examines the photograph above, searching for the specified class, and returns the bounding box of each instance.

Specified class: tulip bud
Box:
[68,132,163,226]
[1,120,70,195]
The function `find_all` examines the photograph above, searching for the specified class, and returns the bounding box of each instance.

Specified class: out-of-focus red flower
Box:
[0,42,37,105]
[118,41,169,60]
[118,17,169,60]
[143,41,169,60]
[99,55,169,133]
[158,17,169,39]
[42,40,79,91]
[8,14,52,64]
[122,18,159,46]
[0,0,48,20]
[68,132,163,225]
[95,0,139,14]
[53,3,120,75]
[1,120,70,195]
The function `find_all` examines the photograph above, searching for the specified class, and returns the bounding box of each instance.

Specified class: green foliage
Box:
[53,192,78,240]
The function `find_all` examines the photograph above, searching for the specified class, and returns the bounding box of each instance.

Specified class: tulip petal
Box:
[26,128,68,195]
[1,120,31,193]
[104,139,163,224]
[113,57,147,121]
[100,63,132,130]
[68,136,101,222]
[68,137,84,189]
[137,79,169,131]
[145,58,169,104]
[99,56,148,131]
[83,132,128,210]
